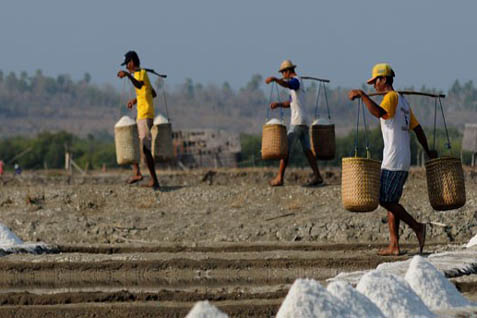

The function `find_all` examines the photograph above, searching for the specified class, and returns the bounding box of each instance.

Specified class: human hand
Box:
[127,99,136,109]
[270,102,280,109]
[265,77,276,84]
[348,90,364,101]
[117,71,128,78]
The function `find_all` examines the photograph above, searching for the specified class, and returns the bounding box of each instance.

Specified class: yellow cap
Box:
[278,59,296,72]
[367,63,395,84]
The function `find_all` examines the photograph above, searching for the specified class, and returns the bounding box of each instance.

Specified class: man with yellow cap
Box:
[265,59,323,187]
[348,63,437,256]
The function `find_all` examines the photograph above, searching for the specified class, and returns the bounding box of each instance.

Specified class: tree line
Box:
[0,70,475,137]
[0,128,469,171]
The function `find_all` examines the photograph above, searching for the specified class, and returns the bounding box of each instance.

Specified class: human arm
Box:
[117,70,144,89]
[348,89,387,118]
[413,124,438,159]
[265,76,292,89]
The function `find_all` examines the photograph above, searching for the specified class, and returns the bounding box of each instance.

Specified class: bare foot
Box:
[269,177,283,187]
[127,175,143,184]
[141,180,160,191]
[417,223,426,254]
[377,246,402,256]
[304,176,324,187]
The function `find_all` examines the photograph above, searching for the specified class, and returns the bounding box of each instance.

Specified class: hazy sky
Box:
[1,1,476,90]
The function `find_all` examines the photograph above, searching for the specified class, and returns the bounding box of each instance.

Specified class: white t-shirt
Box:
[288,76,307,126]
[380,92,419,171]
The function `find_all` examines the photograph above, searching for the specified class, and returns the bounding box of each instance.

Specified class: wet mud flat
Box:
[0,242,476,317]
[0,168,476,316]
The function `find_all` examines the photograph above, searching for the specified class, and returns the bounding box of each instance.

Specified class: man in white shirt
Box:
[265,60,323,187]
[348,63,437,256]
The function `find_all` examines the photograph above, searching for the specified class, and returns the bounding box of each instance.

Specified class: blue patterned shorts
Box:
[379,169,409,204]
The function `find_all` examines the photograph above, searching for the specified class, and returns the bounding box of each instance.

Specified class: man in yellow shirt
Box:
[348,63,436,256]
[117,51,159,190]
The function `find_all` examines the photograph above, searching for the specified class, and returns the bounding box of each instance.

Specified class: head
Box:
[367,63,395,93]
[278,59,297,79]
[121,51,140,72]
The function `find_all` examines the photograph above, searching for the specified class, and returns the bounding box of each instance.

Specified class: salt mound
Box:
[0,223,23,246]
[405,255,471,310]
[356,270,435,318]
[276,278,352,318]
[153,113,169,125]
[185,301,228,318]
[466,233,477,248]
[312,118,333,126]
[265,118,284,126]
[114,116,136,128]
[327,280,385,318]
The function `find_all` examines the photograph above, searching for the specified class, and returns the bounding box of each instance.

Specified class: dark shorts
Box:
[287,125,311,155]
[379,169,409,204]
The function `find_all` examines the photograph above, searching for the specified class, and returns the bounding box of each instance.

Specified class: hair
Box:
[385,76,394,85]
[132,56,140,67]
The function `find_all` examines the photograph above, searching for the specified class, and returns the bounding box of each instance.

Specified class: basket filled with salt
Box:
[425,96,465,211]
[311,118,335,160]
[341,99,381,212]
[261,118,288,160]
[307,79,335,160]
[114,116,140,165]
[151,114,174,162]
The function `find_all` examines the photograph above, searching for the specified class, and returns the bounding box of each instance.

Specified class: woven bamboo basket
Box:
[114,124,140,165]
[151,123,174,162]
[425,157,466,211]
[311,124,335,160]
[261,124,288,160]
[341,157,381,212]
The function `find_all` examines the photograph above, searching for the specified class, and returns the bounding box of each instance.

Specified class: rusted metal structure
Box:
[171,129,241,168]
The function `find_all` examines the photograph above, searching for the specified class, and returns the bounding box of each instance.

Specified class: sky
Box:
[1,1,476,91]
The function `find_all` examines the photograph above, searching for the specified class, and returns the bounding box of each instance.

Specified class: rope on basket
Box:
[432,96,451,151]
[313,82,331,121]
[353,99,370,158]
[266,82,283,121]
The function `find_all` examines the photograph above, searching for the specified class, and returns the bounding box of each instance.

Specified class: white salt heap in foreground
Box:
[327,280,385,318]
[115,116,136,128]
[356,270,435,318]
[265,118,284,126]
[153,114,169,125]
[466,233,477,248]
[0,224,23,246]
[276,278,352,318]
[405,255,471,310]
[185,301,228,318]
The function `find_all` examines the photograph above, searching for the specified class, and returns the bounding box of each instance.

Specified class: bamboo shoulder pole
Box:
[368,90,446,98]
[301,76,330,83]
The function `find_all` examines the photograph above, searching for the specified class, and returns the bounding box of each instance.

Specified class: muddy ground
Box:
[0,167,476,317]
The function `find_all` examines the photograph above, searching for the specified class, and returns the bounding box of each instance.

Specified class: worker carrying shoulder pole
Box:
[117,50,160,190]
[348,63,437,255]
[265,59,323,187]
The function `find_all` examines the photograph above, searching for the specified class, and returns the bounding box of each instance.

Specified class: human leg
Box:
[380,202,426,255]
[143,145,160,189]
[379,170,426,255]
[127,163,143,184]
[269,126,297,186]
[299,126,322,185]
[137,118,159,189]
[269,156,288,186]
